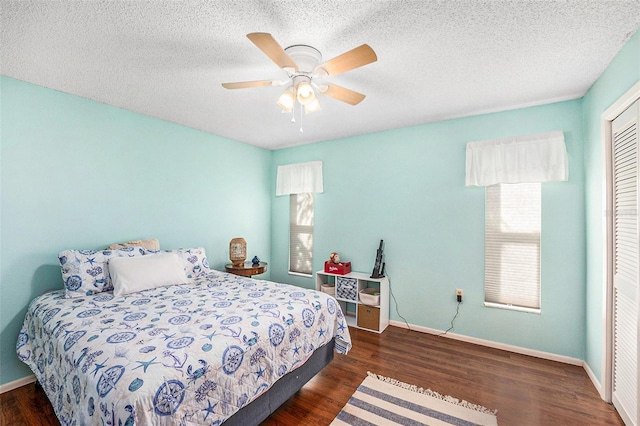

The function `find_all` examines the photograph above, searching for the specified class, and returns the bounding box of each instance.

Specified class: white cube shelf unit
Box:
[315,270,389,333]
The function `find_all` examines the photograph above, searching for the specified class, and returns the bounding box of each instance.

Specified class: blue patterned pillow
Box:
[59,247,146,298]
[145,247,210,279]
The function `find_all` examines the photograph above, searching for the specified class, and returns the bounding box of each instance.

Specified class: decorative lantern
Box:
[229,237,247,267]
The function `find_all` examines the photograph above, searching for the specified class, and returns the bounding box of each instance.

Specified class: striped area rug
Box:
[331,372,498,426]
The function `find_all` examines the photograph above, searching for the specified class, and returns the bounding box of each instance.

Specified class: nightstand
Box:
[225,262,268,277]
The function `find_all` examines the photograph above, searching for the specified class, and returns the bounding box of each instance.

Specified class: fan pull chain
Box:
[299,105,303,133]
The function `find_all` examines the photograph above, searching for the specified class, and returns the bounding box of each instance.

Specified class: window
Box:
[289,193,314,275]
[485,183,541,313]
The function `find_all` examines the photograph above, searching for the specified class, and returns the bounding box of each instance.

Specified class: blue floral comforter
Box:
[17,271,351,425]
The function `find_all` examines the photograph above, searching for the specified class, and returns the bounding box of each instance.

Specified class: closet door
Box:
[612,99,639,426]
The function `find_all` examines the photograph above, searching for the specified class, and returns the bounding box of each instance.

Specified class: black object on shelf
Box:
[371,239,385,278]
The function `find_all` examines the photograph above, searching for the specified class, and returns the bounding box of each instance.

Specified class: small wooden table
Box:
[225,261,268,277]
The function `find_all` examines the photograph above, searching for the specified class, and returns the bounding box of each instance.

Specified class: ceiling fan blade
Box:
[246,32,298,71]
[315,44,377,77]
[221,80,274,89]
[317,83,366,105]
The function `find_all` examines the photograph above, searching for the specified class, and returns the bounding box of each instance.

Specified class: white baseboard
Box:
[388,320,583,366]
[583,361,606,400]
[0,374,36,394]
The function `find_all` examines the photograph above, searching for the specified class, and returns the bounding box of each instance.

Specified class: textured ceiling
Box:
[2,1,640,150]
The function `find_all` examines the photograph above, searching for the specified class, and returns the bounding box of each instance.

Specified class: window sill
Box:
[288,271,312,278]
[484,302,541,315]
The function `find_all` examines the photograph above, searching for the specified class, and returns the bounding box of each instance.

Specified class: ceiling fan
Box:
[222,33,377,116]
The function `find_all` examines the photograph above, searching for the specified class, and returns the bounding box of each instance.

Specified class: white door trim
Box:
[601,80,640,403]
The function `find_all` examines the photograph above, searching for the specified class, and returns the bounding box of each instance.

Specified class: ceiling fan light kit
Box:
[277,86,296,112]
[304,97,321,114]
[294,76,315,105]
[222,33,377,130]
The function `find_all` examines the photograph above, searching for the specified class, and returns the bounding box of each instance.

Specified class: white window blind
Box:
[485,183,541,312]
[289,193,314,275]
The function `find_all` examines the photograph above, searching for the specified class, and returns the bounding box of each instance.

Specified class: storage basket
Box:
[357,304,380,331]
[321,284,335,296]
[359,287,380,306]
[336,277,358,301]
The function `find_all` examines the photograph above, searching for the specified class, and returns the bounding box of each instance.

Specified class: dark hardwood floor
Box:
[0,326,623,425]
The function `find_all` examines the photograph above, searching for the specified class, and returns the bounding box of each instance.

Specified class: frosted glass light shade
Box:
[277,87,296,112]
[305,97,321,114]
[296,81,316,105]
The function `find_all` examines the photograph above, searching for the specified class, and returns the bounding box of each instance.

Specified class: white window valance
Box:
[465,131,568,186]
[276,161,324,196]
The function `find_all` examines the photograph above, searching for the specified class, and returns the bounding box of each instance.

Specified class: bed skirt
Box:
[223,338,335,425]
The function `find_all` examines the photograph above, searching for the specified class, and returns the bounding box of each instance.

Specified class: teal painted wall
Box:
[0,76,272,385]
[583,28,640,383]
[271,100,586,359]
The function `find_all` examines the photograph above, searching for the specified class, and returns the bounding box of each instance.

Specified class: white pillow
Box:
[110,252,188,296]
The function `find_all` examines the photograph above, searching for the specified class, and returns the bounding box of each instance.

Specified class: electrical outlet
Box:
[456,289,463,302]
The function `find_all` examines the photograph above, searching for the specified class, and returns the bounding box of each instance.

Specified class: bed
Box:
[16,247,351,425]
